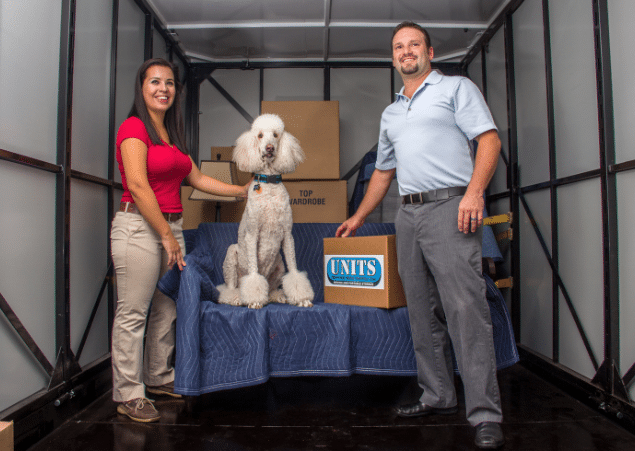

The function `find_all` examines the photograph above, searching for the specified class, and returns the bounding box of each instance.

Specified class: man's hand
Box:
[457,191,484,234]
[336,215,364,237]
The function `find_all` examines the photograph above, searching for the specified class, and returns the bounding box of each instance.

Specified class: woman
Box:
[110,58,249,423]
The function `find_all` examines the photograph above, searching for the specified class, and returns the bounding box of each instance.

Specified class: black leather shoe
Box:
[394,401,459,418]
[474,422,504,449]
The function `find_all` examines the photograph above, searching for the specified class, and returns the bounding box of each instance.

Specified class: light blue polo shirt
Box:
[375,70,497,195]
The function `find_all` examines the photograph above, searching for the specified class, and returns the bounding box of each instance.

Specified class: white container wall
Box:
[556,179,604,379]
[513,0,550,188]
[549,0,600,178]
[331,68,391,199]
[113,0,146,184]
[199,69,261,158]
[70,180,110,367]
[71,0,114,180]
[0,0,63,413]
[610,0,635,401]
[519,189,553,358]
[609,0,635,164]
[485,29,508,197]
[617,171,635,400]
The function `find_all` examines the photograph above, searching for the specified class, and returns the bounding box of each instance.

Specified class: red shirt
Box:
[116,117,192,213]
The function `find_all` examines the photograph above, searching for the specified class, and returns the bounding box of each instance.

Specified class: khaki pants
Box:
[110,211,185,402]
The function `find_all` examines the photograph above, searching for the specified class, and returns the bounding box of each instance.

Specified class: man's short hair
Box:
[392,21,431,50]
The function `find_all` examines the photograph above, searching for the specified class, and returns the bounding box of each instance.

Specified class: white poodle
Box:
[217,114,314,309]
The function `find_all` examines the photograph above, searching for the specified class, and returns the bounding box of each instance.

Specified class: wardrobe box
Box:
[323,235,407,309]
[219,180,347,223]
[285,180,347,223]
[260,101,340,180]
[0,421,13,451]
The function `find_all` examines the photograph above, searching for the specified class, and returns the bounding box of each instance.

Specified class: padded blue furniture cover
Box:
[158,223,517,396]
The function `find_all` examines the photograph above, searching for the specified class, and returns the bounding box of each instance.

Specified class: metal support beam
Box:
[504,13,521,340]
[76,263,112,361]
[54,0,81,386]
[207,75,255,124]
[144,11,153,60]
[518,192,599,371]
[591,0,625,400]
[541,0,560,363]
[185,68,204,163]
[0,292,54,376]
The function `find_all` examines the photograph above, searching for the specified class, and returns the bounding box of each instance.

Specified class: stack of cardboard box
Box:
[182,101,347,228]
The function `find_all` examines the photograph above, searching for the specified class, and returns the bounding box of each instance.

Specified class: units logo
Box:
[324,254,384,289]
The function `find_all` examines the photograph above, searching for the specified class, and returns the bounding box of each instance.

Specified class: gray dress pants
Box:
[395,196,502,426]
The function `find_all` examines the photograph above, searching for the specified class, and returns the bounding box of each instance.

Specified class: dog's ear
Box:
[233,130,261,173]
[273,131,305,174]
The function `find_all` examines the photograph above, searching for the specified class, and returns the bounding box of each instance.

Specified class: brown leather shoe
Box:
[146,381,182,399]
[117,398,160,423]
[394,401,459,418]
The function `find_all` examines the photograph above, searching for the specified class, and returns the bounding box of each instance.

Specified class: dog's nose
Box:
[266,144,274,152]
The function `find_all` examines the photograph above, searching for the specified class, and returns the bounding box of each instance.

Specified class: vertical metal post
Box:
[107,0,120,346]
[144,12,153,61]
[504,13,521,340]
[53,0,80,386]
[590,0,626,399]
[541,0,560,363]
[259,67,264,114]
[324,65,330,101]
[185,68,201,163]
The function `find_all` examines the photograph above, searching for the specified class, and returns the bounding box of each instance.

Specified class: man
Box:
[336,21,504,449]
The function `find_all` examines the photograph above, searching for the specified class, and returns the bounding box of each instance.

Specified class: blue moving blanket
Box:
[158,222,517,396]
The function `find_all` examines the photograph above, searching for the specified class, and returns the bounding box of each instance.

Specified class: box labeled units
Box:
[261,101,340,180]
[323,235,406,309]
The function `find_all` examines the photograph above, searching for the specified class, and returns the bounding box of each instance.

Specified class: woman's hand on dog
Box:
[240,177,254,198]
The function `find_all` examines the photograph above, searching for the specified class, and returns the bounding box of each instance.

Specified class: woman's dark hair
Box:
[128,58,187,154]
[392,21,431,50]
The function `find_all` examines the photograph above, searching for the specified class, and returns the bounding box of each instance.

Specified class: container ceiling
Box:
[146,0,511,63]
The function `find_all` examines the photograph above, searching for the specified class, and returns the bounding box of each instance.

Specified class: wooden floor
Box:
[27,363,635,450]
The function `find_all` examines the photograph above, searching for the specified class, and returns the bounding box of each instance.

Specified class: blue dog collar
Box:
[254,174,283,184]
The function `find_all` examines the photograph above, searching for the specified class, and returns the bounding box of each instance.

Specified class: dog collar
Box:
[254,174,283,184]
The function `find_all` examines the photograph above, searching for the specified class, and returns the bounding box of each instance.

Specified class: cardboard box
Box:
[181,185,218,229]
[285,180,347,223]
[0,421,13,451]
[323,235,406,309]
[181,148,252,229]
[220,180,347,224]
[261,101,340,180]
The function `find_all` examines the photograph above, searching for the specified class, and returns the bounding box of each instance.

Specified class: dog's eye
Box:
[258,132,263,139]
[273,133,278,138]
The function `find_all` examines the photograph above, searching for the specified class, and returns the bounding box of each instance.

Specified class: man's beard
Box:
[399,55,420,75]
[400,63,420,75]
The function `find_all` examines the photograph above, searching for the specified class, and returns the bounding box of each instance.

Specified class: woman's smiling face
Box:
[142,64,176,116]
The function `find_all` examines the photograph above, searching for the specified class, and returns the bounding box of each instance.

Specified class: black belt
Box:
[402,186,467,205]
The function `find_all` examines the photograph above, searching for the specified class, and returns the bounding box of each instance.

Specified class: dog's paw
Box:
[268,289,287,304]
[282,271,314,307]
[240,273,269,306]
[218,286,241,306]
[247,302,266,309]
